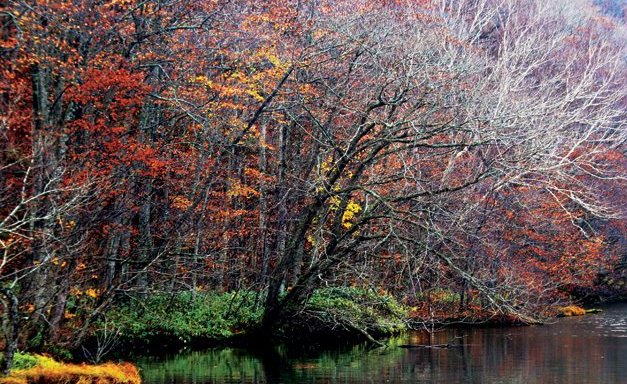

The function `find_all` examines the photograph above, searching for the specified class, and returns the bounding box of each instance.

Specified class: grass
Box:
[0,354,140,384]
[6,353,39,371]
[558,305,587,317]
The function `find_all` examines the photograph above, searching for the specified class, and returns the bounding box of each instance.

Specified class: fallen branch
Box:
[398,336,465,349]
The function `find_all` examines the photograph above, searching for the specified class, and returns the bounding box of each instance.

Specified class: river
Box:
[136,303,627,384]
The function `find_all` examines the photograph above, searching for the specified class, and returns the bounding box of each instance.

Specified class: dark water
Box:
[136,303,627,384]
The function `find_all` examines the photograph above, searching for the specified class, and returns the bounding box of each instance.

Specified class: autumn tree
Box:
[2,0,627,363]
[258,0,627,331]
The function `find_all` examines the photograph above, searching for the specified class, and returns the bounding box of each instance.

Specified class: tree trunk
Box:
[0,289,19,376]
[258,123,269,283]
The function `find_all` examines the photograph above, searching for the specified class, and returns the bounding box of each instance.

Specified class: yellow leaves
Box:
[70,286,100,299]
[63,311,77,319]
[229,71,245,80]
[245,89,265,102]
[202,42,290,109]
[51,258,67,268]
[319,157,334,174]
[85,288,100,298]
[223,70,267,103]
[192,75,214,89]
[56,216,76,231]
[329,196,362,228]
[171,196,193,210]
[329,196,362,229]
[227,181,260,198]
[254,45,287,70]
[312,155,363,231]
[342,201,362,228]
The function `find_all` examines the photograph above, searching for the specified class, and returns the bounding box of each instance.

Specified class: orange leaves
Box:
[103,0,136,11]
[227,181,260,199]
[132,145,168,177]
[215,208,254,221]
[68,65,147,109]
[492,186,613,294]
[171,196,193,211]
[84,288,100,299]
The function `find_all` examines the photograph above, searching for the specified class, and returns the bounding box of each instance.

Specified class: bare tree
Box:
[260,0,627,332]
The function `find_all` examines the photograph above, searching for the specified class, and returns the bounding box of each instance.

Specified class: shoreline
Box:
[3,293,618,378]
[1,302,614,383]
[94,302,609,361]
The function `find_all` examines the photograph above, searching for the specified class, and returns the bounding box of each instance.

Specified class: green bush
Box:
[303,286,407,335]
[0,352,40,370]
[104,287,406,345]
[106,290,262,345]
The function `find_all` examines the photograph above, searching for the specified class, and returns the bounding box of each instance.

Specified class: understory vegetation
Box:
[106,291,263,345]
[96,287,407,350]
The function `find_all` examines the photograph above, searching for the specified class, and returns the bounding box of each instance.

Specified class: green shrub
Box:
[106,290,262,345]
[0,352,39,371]
[104,287,405,345]
[303,286,407,335]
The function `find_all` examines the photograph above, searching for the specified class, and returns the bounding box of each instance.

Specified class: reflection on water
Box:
[136,303,627,384]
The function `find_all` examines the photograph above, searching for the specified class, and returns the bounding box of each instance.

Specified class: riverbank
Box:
[16,287,617,367]
[134,303,627,384]
[88,287,407,355]
[2,302,609,384]
[0,353,140,384]
[94,288,616,354]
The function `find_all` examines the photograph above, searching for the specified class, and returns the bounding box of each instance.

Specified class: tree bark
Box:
[0,288,19,376]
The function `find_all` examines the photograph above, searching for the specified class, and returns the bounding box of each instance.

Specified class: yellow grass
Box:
[0,355,140,384]
[559,305,587,317]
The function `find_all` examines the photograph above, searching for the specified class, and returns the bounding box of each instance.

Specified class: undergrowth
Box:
[296,286,408,337]
[105,290,262,346]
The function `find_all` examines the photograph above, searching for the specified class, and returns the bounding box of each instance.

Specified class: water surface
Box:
[137,303,627,384]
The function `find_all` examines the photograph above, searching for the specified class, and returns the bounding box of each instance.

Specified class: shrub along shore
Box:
[0,287,609,383]
[98,287,408,351]
[80,287,604,356]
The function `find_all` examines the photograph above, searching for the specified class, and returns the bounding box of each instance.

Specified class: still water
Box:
[136,303,627,384]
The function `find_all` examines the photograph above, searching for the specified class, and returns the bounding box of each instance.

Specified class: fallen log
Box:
[398,336,465,349]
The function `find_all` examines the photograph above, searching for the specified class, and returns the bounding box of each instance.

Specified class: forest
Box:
[2,0,627,373]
